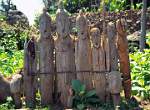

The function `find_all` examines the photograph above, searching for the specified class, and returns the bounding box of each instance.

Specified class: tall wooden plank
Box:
[90,28,106,101]
[116,19,131,100]
[75,11,92,90]
[55,3,76,107]
[23,37,37,108]
[107,22,118,71]
[101,22,111,102]
[39,8,54,106]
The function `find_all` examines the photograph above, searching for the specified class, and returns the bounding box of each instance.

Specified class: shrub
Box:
[0,48,23,77]
[130,49,150,100]
[71,80,101,110]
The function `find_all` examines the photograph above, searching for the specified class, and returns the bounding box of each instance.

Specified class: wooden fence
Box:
[23,8,131,109]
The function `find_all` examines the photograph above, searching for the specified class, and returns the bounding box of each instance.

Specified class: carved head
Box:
[107,22,117,40]
[58,0,64,9]
[42,7,48,14]
[76,12,88,39]
[116,19,127,36]
[56,9,70,38]
[90,28,101,47]
[108,71,122,94]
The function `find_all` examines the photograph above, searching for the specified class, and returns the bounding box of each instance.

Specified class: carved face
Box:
[56,10,70,38]
[90,28,101,47]
[116,19,127,36]
[107,22,116,40]
[76,14,88,39]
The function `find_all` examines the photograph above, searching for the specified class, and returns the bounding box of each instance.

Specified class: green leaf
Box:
[72,80,85,93]
[87,97,100,103]
[77,104,85,110]
[85,90,96,98]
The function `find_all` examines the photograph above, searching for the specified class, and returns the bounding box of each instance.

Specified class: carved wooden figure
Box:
[39,8,54,106]
[108,71,122,107]
[116,19,131,100]
[55,3,75,107]
[90,28,106,101]
[107,22,118,71]
[24,37,37,108]
[75,11,92,90]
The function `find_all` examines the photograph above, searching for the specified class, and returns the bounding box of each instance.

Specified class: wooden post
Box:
[101,21,111,102]
[39,8,54,106]
[107,22,118,71]
[24,37,37,108]
[55,3,76,107]
[116,19,131,100]
[90,28,106,101]
[75,11,92,90]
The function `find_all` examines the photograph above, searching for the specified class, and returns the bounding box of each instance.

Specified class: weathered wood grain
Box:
[116,19,131,100]
[55,6,76,107]
[107,22,118,71]
[90,27,106,101]
[75,11,93,90]
[23,37,37,108]
[39,8,54,106]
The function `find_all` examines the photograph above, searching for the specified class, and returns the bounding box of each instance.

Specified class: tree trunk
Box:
[39,10,54,106]
[140,0,147,52]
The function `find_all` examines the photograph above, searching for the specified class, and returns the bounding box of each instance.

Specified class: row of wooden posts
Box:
[23,7,131,108]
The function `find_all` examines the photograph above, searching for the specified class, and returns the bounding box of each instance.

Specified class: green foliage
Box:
[63,0,90,13]
[0,97,14,110]
[71,80,100,110]
[100,0,128,12]
[0,48,23,77]
[130,49,150,99]
[0,20,28,51]
[146,32,150,47]
[0,0,16,16]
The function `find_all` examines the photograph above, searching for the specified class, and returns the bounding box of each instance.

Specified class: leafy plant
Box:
[0,97,14,110]
[130,49,150,100]
[101,0,128,12]
[71,80,101,110]
[0,49,23,77]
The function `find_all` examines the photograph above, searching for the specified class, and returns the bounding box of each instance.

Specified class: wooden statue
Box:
[39,8,54,106]
[75,11,92,90]
[90,27,106,101]
[108,71,122,107]
[116,19,131,100]
[24,36,37,108]
[55,1,76,107]
[107,22,118,71]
